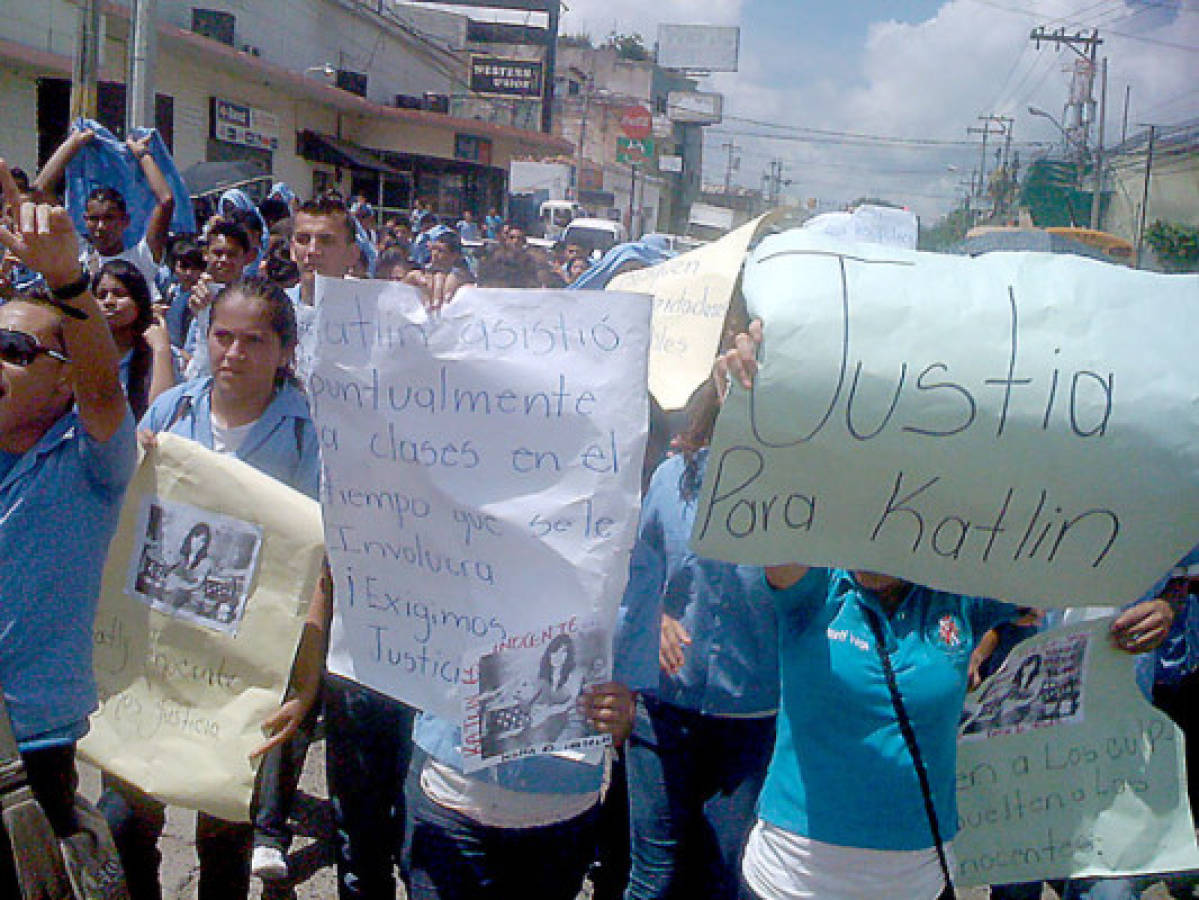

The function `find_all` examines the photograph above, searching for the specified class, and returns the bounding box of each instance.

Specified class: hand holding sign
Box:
[693,230,1199,608]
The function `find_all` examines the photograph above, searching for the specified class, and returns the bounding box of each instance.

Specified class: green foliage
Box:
[559,32,593,49]
[919,206,975,252]
[607,32,652,61]
[1144,219,1199,272]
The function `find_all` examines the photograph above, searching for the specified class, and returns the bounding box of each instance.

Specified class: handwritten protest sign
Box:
[955,617,1199,885]
[692,230,1199,606]
[609,213,781,410]
[310,280,651,733]
[81,435,325,822]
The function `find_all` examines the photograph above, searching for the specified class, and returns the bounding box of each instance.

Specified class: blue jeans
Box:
[405,772,600,900]
[624,696,776,900]
[323,674,416,900]
[100,773,252,900]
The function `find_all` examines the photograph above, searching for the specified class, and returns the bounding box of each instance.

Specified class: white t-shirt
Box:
[419,758,600,830]
[210,413,255,455]
[741,819,951,900]
[84,237,161,300]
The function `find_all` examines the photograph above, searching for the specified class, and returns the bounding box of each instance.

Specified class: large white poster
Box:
[310,280,651,720]
[692,231,1199,607]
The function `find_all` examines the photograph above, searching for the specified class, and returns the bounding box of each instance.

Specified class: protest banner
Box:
[609,212,782,411]
[81,434,325,822]
[955,617,1199,885]
[691,229,1199,607]
[309,280,651,737]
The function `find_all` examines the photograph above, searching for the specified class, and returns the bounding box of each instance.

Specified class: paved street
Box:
[77,749,1196,900]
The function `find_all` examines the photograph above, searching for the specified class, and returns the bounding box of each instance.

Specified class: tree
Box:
[1144,220,1199,273]
[919,206,975,252]
[607,32,651,62]
[559,32,593,49]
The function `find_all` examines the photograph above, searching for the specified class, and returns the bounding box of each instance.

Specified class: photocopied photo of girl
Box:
[126,495,264,634]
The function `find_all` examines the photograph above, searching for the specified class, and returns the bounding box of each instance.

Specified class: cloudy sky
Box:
[554,0,1196,220]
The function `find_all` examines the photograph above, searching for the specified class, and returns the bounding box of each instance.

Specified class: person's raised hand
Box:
[0,162,82,290]
[713,318,763,400]
[1110,599,1174,654]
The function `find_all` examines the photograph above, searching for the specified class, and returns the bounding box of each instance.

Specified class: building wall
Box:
[0,67,39,173]
[154,0,465,104]
[1105,151,1199,241]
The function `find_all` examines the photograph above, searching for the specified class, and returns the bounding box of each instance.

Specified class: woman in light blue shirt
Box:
[99,276,323,900]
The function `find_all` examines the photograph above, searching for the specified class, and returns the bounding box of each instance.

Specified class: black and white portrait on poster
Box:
[125,496,264,635]
[960,630,1090,741]
[462,626,611,771]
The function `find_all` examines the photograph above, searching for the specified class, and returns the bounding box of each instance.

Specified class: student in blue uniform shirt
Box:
[0,178,137,895]
[718,324,1020,900]
[615,380,779,900]
[99,276,324,900]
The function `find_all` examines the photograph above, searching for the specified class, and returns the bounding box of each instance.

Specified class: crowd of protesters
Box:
[0,122,1197,900]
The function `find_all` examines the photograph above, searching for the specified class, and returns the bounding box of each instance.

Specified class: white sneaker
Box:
[251,845,289,881]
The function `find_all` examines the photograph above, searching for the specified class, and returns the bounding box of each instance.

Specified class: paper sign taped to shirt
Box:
[462,624,611,771]
[692,230,1199,607]
[954,618,1199,885]
[609,213,782,411]
[310,280,651,722]
[81,435,325,822]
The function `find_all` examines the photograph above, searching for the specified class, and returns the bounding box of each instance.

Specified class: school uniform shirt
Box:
[0,411,136,747]
[82,237,161,301]
[141,377,320,500]
[757,568,1016,852]
[613,451,778,716]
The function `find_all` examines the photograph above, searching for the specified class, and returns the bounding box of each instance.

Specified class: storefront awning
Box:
[297,131,403,175]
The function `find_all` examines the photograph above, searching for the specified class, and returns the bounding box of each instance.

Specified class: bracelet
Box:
[46,273,90,320]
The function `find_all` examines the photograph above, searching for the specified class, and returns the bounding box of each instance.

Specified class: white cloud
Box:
[560,0,1196,219]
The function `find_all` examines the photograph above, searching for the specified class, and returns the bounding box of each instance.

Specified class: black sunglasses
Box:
[0,328,70,366]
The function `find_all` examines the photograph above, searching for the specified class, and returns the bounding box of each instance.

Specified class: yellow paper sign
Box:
[609,213,783,410]
[80,434,325,822]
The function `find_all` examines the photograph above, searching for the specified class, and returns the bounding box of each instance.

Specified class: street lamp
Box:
[1027,106,1085,157]
[305,63,336,78]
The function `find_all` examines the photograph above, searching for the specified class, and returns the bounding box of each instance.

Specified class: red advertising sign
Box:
[620,105,653,140]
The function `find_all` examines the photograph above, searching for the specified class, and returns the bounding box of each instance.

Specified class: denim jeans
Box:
[253,692,321,853]
[99,774,252,900]
[405,773,600,900]
[323,673,416,900]
[624,695,776,900]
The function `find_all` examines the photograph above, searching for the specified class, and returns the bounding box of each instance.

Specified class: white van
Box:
[562,218,628,258]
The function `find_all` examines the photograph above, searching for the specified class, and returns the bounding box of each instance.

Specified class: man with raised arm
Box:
[35,127,175,297]
[0,161,137,892]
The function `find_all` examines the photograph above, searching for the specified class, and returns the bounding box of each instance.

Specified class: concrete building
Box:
[552,42,704,236]
[0,0,569,218]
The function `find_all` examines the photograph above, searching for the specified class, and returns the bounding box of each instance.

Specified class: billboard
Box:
[470,57,544,98]
[211,98,280,151]
[657,24,740,71]
[667,91,723,125]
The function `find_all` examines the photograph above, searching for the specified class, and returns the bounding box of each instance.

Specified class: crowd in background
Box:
[0,122,1197,900]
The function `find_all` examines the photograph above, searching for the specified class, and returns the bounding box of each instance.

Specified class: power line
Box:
[961,0,1198,51]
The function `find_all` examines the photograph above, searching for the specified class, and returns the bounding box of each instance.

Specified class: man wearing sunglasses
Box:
[0,162,136,891]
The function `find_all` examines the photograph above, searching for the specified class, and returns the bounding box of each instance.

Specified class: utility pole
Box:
[722,141,740,194]
[762,159,791,207]
[1029,26,1103,160]
[70,0,102,121]
[1089,56,1107,230]
[541,0,559,134]
[967,116,1010,214]
[1134,125,1156,269]
[126,0,159,134]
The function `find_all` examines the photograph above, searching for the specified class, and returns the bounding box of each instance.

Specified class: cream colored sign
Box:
[609,213,779,410]
[80,434,325,822]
